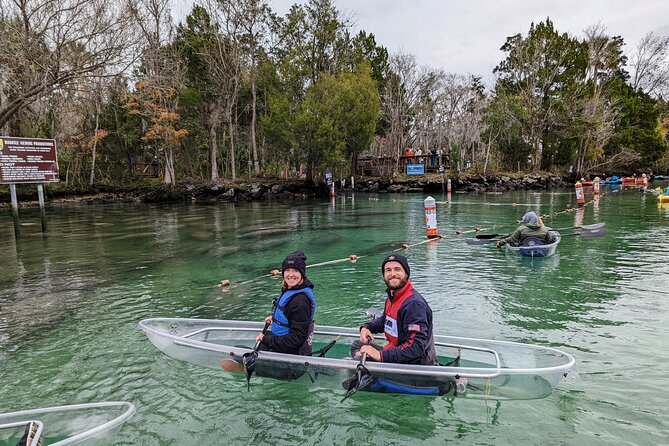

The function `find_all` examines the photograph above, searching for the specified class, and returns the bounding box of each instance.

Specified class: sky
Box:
[264,0,669,83]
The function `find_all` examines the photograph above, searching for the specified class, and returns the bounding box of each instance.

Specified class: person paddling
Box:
[496,211,552,248]
[351,254,437,365]
[221,251,316,375]
[256,251,316,355]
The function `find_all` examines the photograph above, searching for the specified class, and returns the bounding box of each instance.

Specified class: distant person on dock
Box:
[351,254,437,365]
[256,251,316,356]
[496,211,552,248]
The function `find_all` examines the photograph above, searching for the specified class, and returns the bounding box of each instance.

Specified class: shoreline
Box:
[0,172,573,207]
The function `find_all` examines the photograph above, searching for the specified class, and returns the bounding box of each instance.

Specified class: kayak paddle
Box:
[341,353,373,402]
[242,320,271,391]
[466,228,608,245]
[552,222,605,232]
[474,222,605,240]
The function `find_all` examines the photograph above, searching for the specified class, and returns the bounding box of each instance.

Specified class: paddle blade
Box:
[341,362,373,403]
[580,228,607,237]
[242,350,259,391]
[465,238,495,245]
[474,233,500,239]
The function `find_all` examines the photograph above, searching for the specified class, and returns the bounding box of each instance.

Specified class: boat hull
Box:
[0,402,135,446]
[505,231,561,257]
[138,318,575,400]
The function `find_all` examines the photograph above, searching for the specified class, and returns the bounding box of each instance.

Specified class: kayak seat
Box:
[521,236,544,247]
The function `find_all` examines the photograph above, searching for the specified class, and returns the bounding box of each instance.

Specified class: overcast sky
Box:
[266,0,669,83]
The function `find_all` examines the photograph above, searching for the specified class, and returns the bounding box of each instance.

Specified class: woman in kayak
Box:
[221,251,316,375]
[496,211,552,248]
[256,251,316,355]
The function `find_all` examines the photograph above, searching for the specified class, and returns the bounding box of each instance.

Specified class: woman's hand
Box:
[264,315,273,324]
[255,333,264,343]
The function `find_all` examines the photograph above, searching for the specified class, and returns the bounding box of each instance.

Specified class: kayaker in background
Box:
[496,211,552,248]
[256,251,316,355]
[351,254,438,365]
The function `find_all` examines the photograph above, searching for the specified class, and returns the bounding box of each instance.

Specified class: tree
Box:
[129,0,187,184]
[493,18,585,171]
[294,65,379,179]
[0,0,138,131]
[629,32,669,99]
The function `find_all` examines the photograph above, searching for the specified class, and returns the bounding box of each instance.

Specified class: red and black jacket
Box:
[363,280,437,365]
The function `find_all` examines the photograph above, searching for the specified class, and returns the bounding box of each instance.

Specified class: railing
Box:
[356,155,451,176]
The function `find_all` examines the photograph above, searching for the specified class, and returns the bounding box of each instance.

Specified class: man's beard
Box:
[385,276,408,291]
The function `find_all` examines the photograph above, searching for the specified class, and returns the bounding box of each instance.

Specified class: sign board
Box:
[0,136,59,184]
[325,171,333,186]
[438,165,445,173]
[406,164,425,175]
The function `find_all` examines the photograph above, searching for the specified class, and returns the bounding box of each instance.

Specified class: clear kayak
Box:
[505,231,561,257]
[0,402,135,446]
[138,318,576,400]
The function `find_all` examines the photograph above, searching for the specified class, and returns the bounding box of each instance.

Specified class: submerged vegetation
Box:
[1,0,668,189]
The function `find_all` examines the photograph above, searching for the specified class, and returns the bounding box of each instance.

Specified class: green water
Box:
[1,186,668,445]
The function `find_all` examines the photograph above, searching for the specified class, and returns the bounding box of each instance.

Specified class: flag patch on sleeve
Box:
[408,324,421,332]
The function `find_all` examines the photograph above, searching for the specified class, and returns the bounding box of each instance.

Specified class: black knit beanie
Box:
[381,254,410,277]
[281,251,307,277]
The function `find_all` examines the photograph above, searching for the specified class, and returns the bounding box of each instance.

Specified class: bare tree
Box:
[0,0,138,132]
[629,32,669,98]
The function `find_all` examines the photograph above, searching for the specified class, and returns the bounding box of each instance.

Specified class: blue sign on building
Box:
[406,164,425,175]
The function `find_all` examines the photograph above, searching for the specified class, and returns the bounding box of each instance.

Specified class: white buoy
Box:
[424,196,438,238]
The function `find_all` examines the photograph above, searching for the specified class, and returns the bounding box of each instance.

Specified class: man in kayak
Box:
[352,254,438,365]
[495,211,551,248]
[256,251,316,355]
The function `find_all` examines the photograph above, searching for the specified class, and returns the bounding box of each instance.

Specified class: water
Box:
[1,186,668,445]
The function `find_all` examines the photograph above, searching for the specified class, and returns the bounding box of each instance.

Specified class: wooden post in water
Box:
[37,183,47,232]
[9,183,20,238]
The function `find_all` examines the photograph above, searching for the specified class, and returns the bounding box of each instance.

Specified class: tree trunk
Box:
[208,106,220,181]
[89,103,99,187]
[229,119,236,181]
[250,62,259,174]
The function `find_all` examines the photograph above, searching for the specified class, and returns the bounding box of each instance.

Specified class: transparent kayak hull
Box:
[0,402,135,446]
[138,318,575,400]
[505,231,561,257]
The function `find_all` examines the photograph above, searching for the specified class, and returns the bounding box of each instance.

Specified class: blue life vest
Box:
[271,287,316,336]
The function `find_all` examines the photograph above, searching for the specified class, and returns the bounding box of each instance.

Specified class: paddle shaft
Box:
[253,321,271,351]
[475,223,605,240]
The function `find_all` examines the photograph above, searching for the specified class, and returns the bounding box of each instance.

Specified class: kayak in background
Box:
[138,318,577,401]
[0,402,135,446]
[505,230,561,258]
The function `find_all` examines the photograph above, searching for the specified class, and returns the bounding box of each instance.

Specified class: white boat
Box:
[138,318,576,400]
[505,230,561,257]
[0,402,135,446]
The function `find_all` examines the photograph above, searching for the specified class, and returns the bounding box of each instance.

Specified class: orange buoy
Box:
[402,243,410,249]
[349,254,358,263]
[219,279,231,287]
[575,181,585,207]
[593,177,600,194]
[270,269,281,276]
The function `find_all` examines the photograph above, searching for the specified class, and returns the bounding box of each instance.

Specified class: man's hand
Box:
[496,241,503,249]
[355,344,382,361]
[359,327,374,344]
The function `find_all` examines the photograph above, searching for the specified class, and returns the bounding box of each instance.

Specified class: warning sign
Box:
[0,136,59,184]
